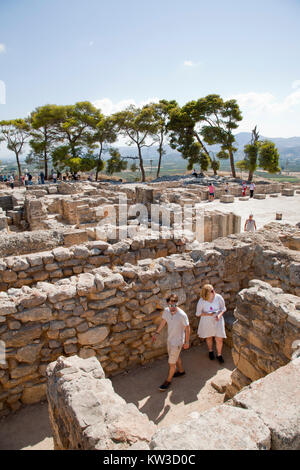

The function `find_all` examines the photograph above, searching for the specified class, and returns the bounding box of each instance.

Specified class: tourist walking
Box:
[152,294,190,391]
[208,184,215,202]
[52,170,57,184]
[196,284,227,363]
[40,171,45,185]
[244,214,257,232]
[224,182,229,194]
[249,182,255,198]
[242,181,247,197]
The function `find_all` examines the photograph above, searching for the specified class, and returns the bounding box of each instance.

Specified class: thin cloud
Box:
[93,97,160,115]
[230,90,300,114]
[183,60,201,67]
[0,44,6,54]
[292,80,300,90]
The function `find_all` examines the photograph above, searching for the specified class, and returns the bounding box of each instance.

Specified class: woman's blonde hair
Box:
[201,284,214,301]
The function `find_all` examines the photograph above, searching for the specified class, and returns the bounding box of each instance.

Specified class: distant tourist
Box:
[9,174,14,189]
[196,284,227,363]
[242,181,247,197]
[249,182,255,198]
[28,173,33,185]
[152,294,190,391]
[40,171,45,185]
[244,214,257,232]
[52,171,57,184]
[225,182,229,194]
[208,184,215,201]
[192,169,198,178]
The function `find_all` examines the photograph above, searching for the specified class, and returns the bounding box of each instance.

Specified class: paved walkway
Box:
[201,193,300,230]
[0,343,234,450]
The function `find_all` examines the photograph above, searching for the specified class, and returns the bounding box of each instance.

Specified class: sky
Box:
[0,0,300,145]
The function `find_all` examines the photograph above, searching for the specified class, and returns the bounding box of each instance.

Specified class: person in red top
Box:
[208,184,215,201]
[242,182,247,197]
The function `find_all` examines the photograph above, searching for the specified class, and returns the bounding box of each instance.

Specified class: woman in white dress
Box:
[196,284,227,363]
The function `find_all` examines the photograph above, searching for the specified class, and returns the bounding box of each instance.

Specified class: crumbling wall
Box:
[0,236,187,291]
[1,224,300,416]
[46,354,300,450]
[0,240,255,416]
[226,280,300,398]
[46,355,156,450]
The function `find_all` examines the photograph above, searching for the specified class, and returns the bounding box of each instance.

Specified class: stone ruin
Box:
[0,178,300,450]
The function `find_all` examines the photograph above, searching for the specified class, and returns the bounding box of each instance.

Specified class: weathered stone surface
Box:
[150,405,271,450]
[77,326,110,345]
[220,194,234,203]
[15,344,42,363]
[46,355,156,449]
[13,306,52,323]
[233,358,300,450]
[2,324,42,348]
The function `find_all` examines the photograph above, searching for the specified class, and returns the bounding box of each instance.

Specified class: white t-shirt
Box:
[196,293,226,317]
[162,307,189,346]
[250,183,255,190]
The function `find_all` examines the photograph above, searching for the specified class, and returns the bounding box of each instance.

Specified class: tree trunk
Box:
[229,149,236,178]
[248,170,254,182]
[96,143,103,181]
[137,145,146,182]
[156,142,163,178]
[44,130,48,180]
[15,152,22,179]
[44,153,48,180]
[194,132,210,158]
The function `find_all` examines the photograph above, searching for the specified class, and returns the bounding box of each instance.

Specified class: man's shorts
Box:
[167,344,182,364]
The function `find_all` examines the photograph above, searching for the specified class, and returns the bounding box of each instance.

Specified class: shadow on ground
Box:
[0,400,53,450]
[0,343,234,449]
[111,343,234,427]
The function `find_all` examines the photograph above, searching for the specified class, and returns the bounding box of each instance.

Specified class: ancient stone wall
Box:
[46,354,300,450]
[46,355,156,450]
[0,237,187,292]
[1,224,299,416]
[226,280,300,398]
[0,239,255,415]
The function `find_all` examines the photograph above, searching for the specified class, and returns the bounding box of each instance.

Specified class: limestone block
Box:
[220,195,234,203]
[233,358,300,450]
[253,194,266,199]
[2,324,42,348]
[63,230,88,247]
[53,247,71,262]
[0,301,17,316]
[282,189,294,196]
[13,306,52,323]
[239,197,250,201]
[46,355,155,449]
[150,405,270,450]
[77,326,110,345]
[21,383,47,404]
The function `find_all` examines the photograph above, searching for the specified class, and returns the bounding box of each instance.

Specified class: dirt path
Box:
[0,344,234,450]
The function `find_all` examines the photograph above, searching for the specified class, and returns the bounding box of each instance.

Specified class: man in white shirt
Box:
[249,182,255,198]
[152,294,190,391]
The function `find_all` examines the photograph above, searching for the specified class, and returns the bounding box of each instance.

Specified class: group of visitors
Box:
[242,181,256,198]
[22,170,33,186]
[0,174,15,189]
[208,181,256,202]
[152,286,227,391]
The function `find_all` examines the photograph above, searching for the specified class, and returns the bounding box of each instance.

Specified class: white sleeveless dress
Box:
[196,294,227,338]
